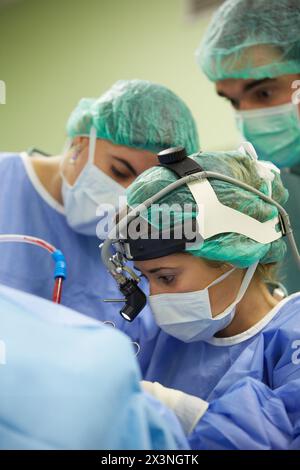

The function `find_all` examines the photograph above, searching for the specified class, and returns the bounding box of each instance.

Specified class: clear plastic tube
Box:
[0,234,66,303]
[0,234,56,253]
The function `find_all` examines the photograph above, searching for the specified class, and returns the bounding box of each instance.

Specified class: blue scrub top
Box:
[0,153,159,373]
[144,293,300,449]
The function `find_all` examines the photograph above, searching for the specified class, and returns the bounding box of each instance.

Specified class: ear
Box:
[72,136,89,148]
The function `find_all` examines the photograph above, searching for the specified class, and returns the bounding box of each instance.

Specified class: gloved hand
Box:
[142,380,208,435]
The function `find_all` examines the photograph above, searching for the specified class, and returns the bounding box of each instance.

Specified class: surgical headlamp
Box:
[101,146,300,322]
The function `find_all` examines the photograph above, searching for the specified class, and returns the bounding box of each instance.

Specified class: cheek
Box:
[148,278,176,296]
[177,271,210,293]
[149,280,163,296]
[149,286,156,296]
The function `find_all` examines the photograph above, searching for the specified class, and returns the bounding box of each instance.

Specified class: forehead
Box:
[215,43,283,86]
[135,253,196,271]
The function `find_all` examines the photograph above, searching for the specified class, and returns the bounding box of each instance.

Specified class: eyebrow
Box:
[217,78,276,99]
[112,156,137,176]
[243,78,275,93]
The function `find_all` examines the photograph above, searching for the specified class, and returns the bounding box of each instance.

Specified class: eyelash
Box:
[255,89,273,100]
[226,88,273,108]
[158,275,175,285]
[111,166,129,179]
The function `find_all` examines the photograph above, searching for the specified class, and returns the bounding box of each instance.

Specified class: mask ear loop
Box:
[62,137,72,156]
[68,126,97,167]
[207,266,236,289]
[291,84,300,120]
[208,262,258,319]
[59,140,80,188]
[233,262,258,305]
[60,136,82,179]
[88,126,97,165]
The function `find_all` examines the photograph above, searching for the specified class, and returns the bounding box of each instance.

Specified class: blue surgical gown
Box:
[0,283,188,450]
[0,152,159,373]
[144,293,300,449]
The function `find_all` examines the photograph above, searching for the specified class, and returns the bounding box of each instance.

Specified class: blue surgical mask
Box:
[61,127,126,237]
[149,263,258,343]
[235,102,300,168]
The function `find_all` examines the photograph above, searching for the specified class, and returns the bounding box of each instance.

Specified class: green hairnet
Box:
[196,0,300,81]
[66,80,199,155]
[126,150,289,268]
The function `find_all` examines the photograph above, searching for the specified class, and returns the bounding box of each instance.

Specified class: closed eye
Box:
[111,166,129,179]
[112,157,137,177]
[157,275,175,285]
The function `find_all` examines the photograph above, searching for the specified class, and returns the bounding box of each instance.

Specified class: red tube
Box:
[52,277,64,304]
[0,235,65,304]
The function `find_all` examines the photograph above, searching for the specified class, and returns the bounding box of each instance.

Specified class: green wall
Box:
[0,0,239,154]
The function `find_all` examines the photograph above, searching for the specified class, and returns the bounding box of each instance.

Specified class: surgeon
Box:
[0,282,188,449]
[195,0,300,294]
[108,145,300,449]
[0,79,199,371]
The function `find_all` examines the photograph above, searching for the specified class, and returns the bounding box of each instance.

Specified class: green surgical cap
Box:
[127,150,289,268]
[196,0,300,81]
[66,80,199,155]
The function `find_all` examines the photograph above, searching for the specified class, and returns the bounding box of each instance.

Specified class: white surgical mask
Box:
[149,262,258,342]
[61,127,126,236]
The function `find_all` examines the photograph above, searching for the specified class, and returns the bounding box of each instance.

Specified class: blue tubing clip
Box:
[52,250,67,280]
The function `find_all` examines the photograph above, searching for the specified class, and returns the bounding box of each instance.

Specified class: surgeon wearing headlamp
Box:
[102,145,300,449]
